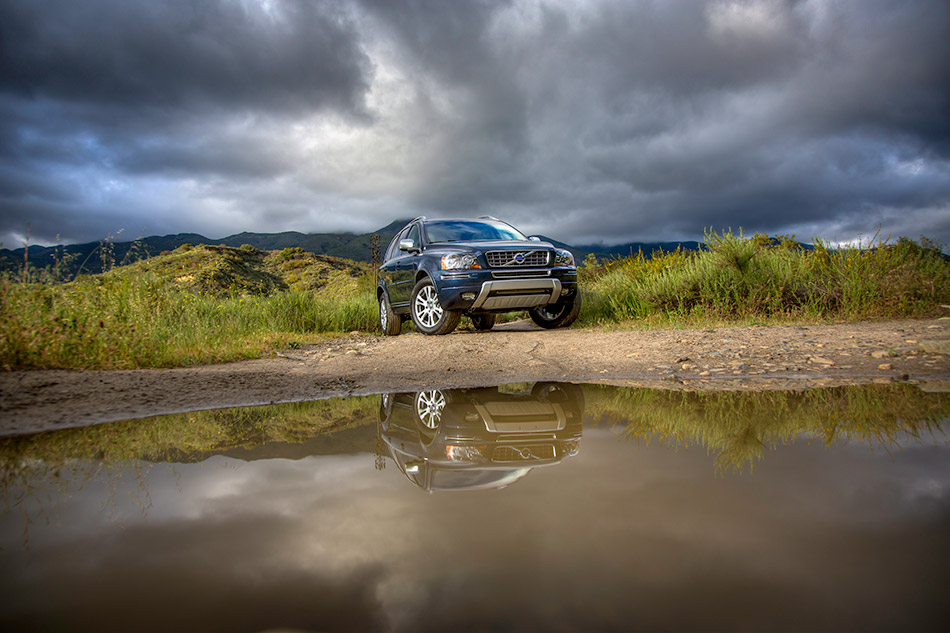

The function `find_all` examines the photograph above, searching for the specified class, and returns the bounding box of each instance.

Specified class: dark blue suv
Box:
[377,217,580,335]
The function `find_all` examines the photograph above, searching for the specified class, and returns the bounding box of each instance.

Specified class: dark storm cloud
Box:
[0,0,371,116]
[0,0,948,248]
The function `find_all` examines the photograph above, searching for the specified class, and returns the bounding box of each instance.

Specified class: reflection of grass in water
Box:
[1,396,380,550]
[0,396,379,500]
[585,384,950,473]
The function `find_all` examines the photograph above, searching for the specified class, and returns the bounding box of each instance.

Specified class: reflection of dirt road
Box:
[2,319,949,436]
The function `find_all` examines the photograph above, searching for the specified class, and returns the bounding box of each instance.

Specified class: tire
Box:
[410,278,461,335]
[528,292,582,329]
[379,292,401,336]
[470,313,496,331]
[378,392,394,429]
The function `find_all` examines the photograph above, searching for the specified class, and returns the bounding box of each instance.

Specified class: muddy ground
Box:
[2,318,949,436]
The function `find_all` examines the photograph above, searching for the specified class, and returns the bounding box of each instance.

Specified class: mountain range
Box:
[1,219,702,277]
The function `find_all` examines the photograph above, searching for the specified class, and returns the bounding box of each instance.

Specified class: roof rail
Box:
[478,215,500,221]
[409,215,427,224]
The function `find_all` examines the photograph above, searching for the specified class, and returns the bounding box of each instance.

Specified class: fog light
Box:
[462,292,476,301]
[561,289,570,296]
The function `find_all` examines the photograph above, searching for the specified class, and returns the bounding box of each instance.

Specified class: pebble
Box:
[878,363,893,370]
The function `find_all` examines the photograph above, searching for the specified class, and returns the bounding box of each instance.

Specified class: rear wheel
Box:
[528,293,581,329]
[470,313,496,331]
[410,278,461,335]
[379,292,402,336]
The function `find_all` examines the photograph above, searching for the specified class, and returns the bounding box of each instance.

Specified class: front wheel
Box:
[410,278,461,335]
[528,293,582,329]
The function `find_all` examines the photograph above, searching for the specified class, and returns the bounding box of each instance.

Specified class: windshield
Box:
[424,220,527,243]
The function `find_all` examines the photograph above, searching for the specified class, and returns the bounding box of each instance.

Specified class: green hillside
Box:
[112,243,370,296]
[1,244,377,370]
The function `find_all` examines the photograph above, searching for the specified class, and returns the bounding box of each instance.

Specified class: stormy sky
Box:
[1,0,948,249]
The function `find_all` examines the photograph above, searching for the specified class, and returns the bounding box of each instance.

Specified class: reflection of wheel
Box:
[528,293,581,329]
[379,292,401,336]
[378,393,394,429]
[470,313,495,331]
[532,382,583,407]
[414,390,447,430]
[411,278,461,335]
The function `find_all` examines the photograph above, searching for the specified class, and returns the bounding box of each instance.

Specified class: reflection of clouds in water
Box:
[2,431,949,631]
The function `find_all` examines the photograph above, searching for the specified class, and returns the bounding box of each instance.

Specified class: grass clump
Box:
[579,231,950,327]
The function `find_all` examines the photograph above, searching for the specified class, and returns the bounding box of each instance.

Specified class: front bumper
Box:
[437,268,578,311]
[471,279,561,310]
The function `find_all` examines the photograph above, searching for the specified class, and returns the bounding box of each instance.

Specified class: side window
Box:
[407,224,421,248]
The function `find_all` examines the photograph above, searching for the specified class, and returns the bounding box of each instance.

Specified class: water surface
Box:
[2,382,948,632]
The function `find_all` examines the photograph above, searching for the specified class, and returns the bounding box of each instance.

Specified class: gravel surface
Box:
[2,318,948,436]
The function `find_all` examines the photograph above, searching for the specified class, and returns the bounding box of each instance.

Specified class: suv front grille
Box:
[493,444,557,462]
[487,250,549,268]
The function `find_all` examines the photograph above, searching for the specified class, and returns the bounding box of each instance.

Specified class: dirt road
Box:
[2,318,949,436]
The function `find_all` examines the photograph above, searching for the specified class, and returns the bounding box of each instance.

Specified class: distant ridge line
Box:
[1,222,707,276]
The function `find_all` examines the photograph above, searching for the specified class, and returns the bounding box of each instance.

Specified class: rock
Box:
[808,356,836,366]
[878,363,893,370]
[918,340,950,355]
[919,380,950,393]
[871,350,889,359]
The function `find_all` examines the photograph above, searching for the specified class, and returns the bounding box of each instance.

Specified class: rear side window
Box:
[384,233,402,262]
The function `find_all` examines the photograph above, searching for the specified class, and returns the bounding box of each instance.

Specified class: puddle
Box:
[1,383,949,632]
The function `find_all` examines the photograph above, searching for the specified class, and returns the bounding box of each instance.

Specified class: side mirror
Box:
[399,239,418,253]
[528,236,542,242]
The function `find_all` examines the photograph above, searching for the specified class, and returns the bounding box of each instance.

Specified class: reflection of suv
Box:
[377,217,580,335]
[378,383,584,492]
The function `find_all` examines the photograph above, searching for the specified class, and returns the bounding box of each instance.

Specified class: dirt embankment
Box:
[2,318,949,437]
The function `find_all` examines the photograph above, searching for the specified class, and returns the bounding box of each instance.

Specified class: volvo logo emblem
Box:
[512,252,526,264]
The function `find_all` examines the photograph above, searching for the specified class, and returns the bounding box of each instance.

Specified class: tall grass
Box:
[580,231,950,326]
[0,272,377,369]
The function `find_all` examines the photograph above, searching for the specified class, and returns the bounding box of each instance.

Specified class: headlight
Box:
[441,253,481,270]
[554,249,575,266]
[445,445,485,461]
